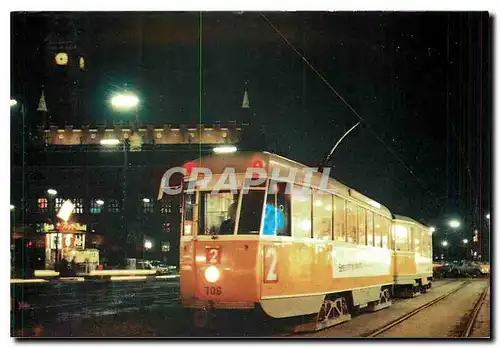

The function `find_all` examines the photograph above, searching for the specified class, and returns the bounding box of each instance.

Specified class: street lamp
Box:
[10,99,17,107]
[110,92,140,129]
[144,240,152,250]
[213,145,237,154]
[96,199,104,206]
[142,198,151,203]
[10,204,15,211]
[100,138,120,146]
[448,220,460,229]
[110,93,139,109]
[463,239,468,244]
[486,214,490,220]
[442,240,448,247]
[429,226,436,233]
[47,188,58,196]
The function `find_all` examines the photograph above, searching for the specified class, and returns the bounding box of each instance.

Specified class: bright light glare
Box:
[10,99,17,107]
[144,240,152,249]
[429,226,436,233]
[448,220,460,229]
[441,240,448,247]
[57,200,74,222]
[204,266,220,283]
[47,189,58,196]
[213,145,237,154]
[486,214,490,219]
[462,239,468,244]
[100,139,120,146]
[10,205,15,211]
[111,94,139,109]
[142,198,151,203]
[96,199,104,206]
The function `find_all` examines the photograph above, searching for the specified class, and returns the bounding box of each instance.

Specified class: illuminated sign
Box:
[57,200,75,222]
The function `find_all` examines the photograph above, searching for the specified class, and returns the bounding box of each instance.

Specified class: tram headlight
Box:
[204,266,220,283]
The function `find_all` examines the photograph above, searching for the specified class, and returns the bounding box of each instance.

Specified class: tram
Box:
[158,152,433,331]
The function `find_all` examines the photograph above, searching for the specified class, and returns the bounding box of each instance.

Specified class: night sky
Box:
[11,12,491,233]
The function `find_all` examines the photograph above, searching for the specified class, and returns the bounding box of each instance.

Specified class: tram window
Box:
[381,217,391,249]
[346,201,357,244]
[420,228,428,256]
[182,193,196,236]
[394,225,409,251]
[357,207,366,245]
[333,196,346,242]
[366,210,374,246]
[312,190,333,240]
[238,190,265,234]
[263,182,291,236]
[373,214,382,248]
[291,185,312,239]
[199,191,239,235]
[413,227,421,254]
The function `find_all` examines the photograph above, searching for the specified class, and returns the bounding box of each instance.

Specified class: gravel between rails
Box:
[291,280,474,338]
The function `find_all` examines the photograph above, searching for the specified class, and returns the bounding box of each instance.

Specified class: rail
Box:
[364,280,470,337]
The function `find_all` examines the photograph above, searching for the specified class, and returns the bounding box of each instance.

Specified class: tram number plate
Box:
[206,247,222,264]
[204,286,222,296]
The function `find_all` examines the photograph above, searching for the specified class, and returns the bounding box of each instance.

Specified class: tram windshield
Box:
[183,189,266,236]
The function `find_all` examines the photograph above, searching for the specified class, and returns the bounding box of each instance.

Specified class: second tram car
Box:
[158,152,433,331]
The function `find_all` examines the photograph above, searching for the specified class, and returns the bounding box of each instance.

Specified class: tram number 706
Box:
[204,286,222,296]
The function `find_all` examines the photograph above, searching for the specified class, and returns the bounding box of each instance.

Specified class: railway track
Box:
[364,280,471,337]
[460,284,489,337]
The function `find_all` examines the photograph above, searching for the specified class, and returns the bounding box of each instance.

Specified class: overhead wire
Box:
[259,13,442,208]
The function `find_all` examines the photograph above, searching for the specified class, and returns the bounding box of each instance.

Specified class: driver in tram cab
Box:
[219,202,237,235]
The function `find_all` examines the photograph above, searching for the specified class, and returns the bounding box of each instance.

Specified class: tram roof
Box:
[180,151,393,217]
[393,214,429,229]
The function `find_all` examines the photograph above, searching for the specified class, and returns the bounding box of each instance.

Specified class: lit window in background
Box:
[143,198,154,213]
[37,198,48,212]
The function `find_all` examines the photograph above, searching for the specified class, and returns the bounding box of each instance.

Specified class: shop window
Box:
[291,185,312,239]
[263,182,291,236]
[357,207,366,245]
[333,196,346,241]
[37,198,48,213]
[312,190,333,240]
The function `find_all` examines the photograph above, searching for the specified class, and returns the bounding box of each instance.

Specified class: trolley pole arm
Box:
[318,121,361,173]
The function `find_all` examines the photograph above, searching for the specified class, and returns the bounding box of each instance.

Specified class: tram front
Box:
[163,154,270,327]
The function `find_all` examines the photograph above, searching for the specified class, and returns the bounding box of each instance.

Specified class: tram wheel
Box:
[293,295,351,333]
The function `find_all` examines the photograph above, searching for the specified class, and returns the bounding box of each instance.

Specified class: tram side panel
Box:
[259,239,394,319]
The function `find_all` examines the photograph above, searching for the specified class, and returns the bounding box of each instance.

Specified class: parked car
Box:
[136,260,169,275]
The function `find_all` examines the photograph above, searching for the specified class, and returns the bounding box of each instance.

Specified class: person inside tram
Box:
[219,202,237,235]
